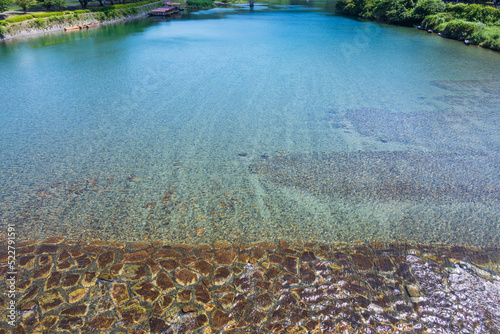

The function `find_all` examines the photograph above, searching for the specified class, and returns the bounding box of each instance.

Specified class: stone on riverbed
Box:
[3,239,500,333]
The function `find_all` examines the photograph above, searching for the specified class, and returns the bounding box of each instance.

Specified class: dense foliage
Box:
[337,0,449,25]
[446,3,500,23]
[422,4,500,49]
[89,0,160,18]
[470,25,500,49]
[37,0,66,10]
[0,0,11,13]
[15,0,37,12]
[92,0,158,9]
[186,0,214,8]
[412,0,445,21]
[336,0,500,50]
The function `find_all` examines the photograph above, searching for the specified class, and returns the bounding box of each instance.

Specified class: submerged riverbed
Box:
[1,3,500,333]
[0,1,499,247]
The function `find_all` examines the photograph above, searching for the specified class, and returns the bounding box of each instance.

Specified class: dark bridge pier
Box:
[249,0,254,7]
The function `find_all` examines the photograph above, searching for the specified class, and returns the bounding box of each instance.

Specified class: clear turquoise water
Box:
[1,2,499,246]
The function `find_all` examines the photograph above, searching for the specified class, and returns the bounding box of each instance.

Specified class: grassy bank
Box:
[0,0,163,37]
[336,0,500,51]
[422,4,500,49]
[0,0,226,38]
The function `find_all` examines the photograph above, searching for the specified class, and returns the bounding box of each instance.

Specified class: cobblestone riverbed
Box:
[1,238,499,333]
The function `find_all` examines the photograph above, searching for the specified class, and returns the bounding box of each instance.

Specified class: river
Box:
[1,1,499,247]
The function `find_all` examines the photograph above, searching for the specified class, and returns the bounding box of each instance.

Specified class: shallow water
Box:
[0,2,499,246]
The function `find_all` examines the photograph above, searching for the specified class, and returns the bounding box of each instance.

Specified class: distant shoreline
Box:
[335,0,500,52]
[0,1,166,42]
[0,13,150,41]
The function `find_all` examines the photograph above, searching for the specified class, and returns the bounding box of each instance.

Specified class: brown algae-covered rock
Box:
[132,281,160,303]
[38,289,65,313]
[152,295,174,315]
[190,260,214,276]
[212,309,234,329]
[68,288,88,303]
[122,264,148,281]
[123,250,149,263]
[176,312,209,332]
[155,271,175,292]
[118,301,147,327]
[97,250,115,269]
[86,316,115,330]
[213,249,238,266]
[174,269,199,286]
[3,239,500,333]
[213,267,232,286]
[195,285,212,305]
[60,304,88,316]
[110,283,130,305]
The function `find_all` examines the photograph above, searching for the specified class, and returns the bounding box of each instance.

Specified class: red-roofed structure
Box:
[149,5,180,16]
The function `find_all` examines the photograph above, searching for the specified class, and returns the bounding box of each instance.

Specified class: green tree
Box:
[15,0,37,12]
[38,0,65,9]
[412,0,445,21]
[79,0,103,9]
[336,0,366,16]
[0,0,12,12]
[373,0,416,25]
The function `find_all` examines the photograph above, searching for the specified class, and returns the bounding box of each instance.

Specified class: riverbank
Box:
[0,0,244,41]
[0,1,164,40]
[335,0,500,52]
